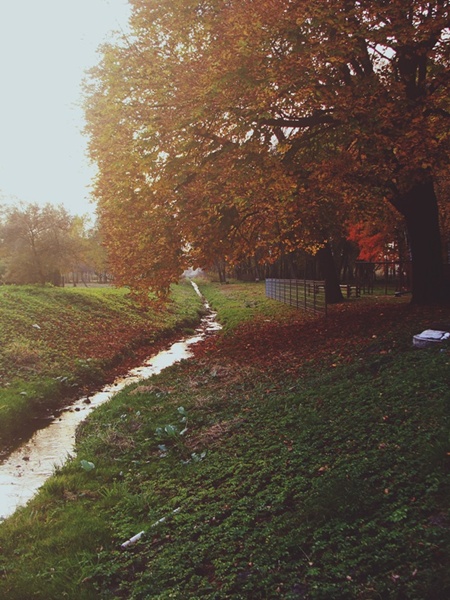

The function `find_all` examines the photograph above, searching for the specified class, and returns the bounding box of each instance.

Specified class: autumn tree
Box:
[81,225,110,282]
[0,203,92,285]
[85,0,450,304]
[348,214,409,264]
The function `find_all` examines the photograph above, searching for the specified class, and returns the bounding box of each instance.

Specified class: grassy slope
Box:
[0,282,203,451]
[0,281,449,599]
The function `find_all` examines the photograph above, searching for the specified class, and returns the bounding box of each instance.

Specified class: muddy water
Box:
[0,283,220,521]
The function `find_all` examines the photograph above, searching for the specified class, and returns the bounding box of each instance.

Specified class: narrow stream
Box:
[0,282,220,521]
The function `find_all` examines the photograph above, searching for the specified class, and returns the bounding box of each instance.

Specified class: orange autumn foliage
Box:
[84,0,450,304]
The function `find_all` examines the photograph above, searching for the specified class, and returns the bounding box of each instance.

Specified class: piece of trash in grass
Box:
[121,530,145,548]
[121,508,181,548]
[413,329,450,348]
[150,506,181,528]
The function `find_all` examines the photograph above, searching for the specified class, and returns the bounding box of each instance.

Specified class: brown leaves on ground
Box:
[192,300,450,372]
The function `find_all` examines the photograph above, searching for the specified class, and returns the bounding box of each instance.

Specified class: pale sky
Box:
[0,0,131,220]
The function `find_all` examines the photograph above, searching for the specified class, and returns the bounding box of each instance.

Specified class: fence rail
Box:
[265,278,327,316]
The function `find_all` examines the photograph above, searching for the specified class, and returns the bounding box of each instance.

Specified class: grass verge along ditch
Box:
[0,281,203,453]
[0,281,449,599]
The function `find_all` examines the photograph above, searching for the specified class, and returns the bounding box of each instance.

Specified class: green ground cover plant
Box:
[0,281,449,599]
[0,281,203,452]
[195,279,305,332]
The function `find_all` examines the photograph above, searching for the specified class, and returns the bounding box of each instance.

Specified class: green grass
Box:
[0,281,203,451]
[0,281,449,598]
[194,278,307,331]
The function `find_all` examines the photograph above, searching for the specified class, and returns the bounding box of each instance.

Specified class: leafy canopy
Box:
[84,0,450,299]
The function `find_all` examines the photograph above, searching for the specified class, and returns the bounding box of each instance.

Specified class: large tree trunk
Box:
[316,242,344,304]
[395,178,449,305]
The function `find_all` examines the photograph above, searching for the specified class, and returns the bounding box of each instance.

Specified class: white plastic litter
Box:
[121,531,145,548]
[120,507,181,548]
[413,329,450,348]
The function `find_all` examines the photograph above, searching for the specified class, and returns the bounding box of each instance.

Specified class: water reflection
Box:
[0,283,220,520]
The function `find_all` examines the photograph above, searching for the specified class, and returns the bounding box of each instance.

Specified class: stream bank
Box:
[0,281,204,457]
[0,284,449,599]
[0,282,220,520]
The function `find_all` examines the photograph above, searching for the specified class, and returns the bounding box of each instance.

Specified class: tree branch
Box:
[260,111,337,129]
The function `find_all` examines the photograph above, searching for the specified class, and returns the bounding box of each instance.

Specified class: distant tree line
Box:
[0,203,107,286]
